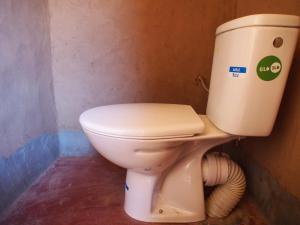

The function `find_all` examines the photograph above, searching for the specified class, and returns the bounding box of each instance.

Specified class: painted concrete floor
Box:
[0,156,269,225]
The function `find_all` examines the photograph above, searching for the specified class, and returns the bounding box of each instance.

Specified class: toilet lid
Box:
[79,103,205,139]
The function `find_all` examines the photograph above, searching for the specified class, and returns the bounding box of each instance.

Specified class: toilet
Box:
[79,14,300,223]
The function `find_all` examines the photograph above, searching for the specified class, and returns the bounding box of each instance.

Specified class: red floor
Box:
[0,156,268,225]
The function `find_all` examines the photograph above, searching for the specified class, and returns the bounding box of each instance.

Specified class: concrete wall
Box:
[0,0,58,213]
[48,0,236,130]
[235,0,300,200]
[0,0,57,157]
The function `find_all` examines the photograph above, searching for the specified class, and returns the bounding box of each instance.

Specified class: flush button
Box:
[273,37,283,48]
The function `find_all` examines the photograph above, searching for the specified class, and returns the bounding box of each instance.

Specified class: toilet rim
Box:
[82,126,202,141]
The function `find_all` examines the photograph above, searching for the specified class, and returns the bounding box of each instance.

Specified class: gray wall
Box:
[0,0,59,213]
[0,0,57,157]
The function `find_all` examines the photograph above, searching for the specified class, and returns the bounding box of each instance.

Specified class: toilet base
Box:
[123,135,237,223]
[124,150,207,223]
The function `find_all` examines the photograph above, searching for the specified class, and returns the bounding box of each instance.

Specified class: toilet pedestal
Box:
[124,152,206,223]
[124,137,234,223]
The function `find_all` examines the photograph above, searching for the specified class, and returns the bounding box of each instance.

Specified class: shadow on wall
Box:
[49,0,236,129]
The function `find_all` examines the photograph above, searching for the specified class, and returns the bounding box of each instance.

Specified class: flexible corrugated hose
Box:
[202,152,246,218]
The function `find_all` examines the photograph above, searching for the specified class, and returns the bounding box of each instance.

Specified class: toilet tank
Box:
[206,14,300,136]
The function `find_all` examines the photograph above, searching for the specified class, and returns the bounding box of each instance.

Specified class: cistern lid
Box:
[216,14,300,34]
[79,103,205,139]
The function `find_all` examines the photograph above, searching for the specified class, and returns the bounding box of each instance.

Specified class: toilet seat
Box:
[79,103,205,139]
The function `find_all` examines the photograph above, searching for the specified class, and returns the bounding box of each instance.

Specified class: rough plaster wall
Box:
[0,0,57,157]
[236,0,300,199]
[49,0,236,130]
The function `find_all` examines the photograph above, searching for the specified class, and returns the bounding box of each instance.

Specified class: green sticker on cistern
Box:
[256,55,282,81]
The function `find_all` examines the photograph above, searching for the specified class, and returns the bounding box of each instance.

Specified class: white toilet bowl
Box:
[80,103,237,222]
